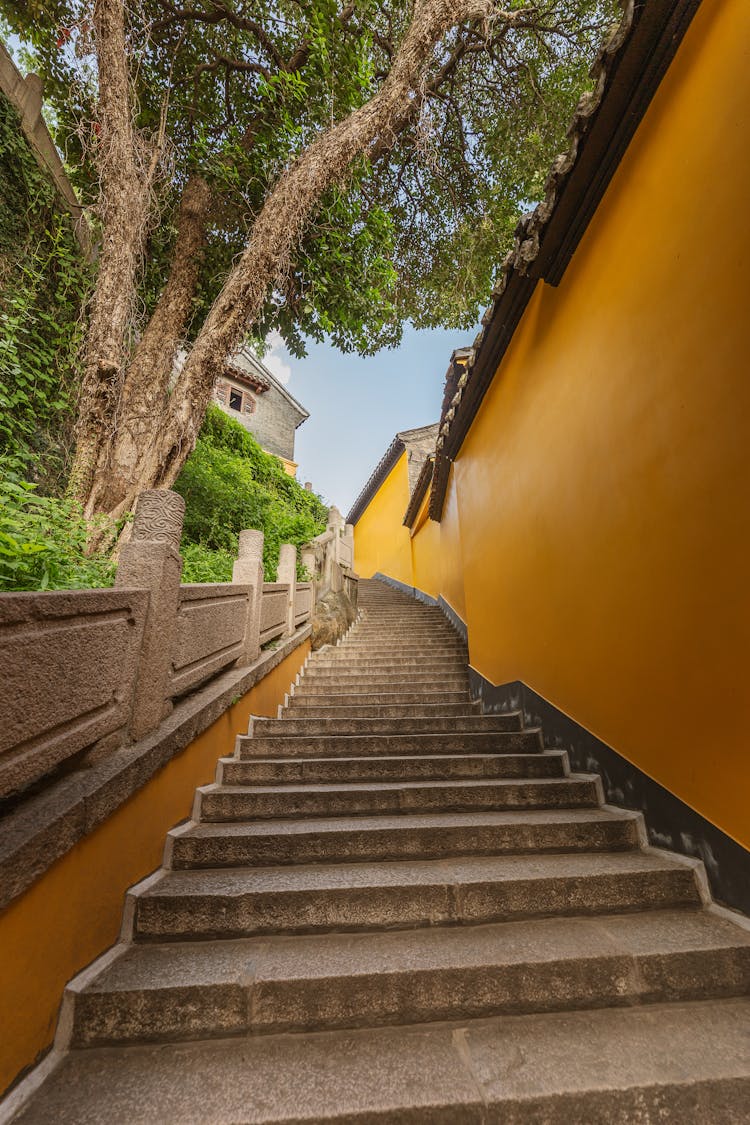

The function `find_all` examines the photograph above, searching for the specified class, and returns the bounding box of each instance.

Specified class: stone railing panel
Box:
[260,583,289,645]
[168,584,250,699]
[294,582,313,627]
[0,589,148,799]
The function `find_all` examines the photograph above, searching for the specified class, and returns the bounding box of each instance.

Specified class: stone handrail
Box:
[0,489,313,801]
[301,505,357,600]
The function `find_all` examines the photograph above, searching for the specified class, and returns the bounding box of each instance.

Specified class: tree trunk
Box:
[68,0,154,505]
[155,0,497,487]
[78,0,502,521]
[82,174,212,520]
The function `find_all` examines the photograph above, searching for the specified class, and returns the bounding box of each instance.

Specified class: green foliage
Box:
[180,542,236,584]
[175,405,328,581]
[0,467,115,591]
[0,92,90,490]
[2,0,619,359]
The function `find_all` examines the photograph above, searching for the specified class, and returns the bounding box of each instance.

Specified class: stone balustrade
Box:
[302,505,357,602]
[0,489,313,801]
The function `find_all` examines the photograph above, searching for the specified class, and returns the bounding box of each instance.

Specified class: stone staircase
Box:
[11,578,750,1122]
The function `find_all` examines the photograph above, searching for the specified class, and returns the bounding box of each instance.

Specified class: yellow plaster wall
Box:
[353,0,750,849]
[436,465,467,623]
[352,451,413,584]
[409,493,442,601]
[455,0,750,848]
[0,641,309,1097]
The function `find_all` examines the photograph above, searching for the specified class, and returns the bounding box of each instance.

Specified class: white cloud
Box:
[263,331,293,385]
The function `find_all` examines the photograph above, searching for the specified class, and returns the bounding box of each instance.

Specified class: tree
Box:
[2,0,617,522]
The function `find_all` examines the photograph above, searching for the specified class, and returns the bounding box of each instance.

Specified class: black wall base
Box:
[471,671,750,917]
[370,572,750,916]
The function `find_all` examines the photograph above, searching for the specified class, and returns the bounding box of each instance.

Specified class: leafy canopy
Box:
[2,0,618,357]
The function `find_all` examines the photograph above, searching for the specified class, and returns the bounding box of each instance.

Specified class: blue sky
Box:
[264,325,474,515]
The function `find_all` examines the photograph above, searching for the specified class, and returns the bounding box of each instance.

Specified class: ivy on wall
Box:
[0,92,90,492]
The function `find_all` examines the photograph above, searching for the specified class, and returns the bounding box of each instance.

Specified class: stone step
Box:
[237,730,542,759]
[20,999,750,1123]
[166,808,643,869]
[196,776,601,822]
[218,750,569,786]
[282,702,481,718]
[296,675,470,692]
[334,652,467,663]
[309,656,467,671]
[66,910,750,1046]
[301,663,468,679]
[131,851,701,942]
[289,690,472,706]
[340,639,466,649]
[341,630,461,639]
[250,714,522,738]
[345,628,459,638]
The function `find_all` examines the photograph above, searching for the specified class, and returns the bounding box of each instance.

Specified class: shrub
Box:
[175,405,328,580]
[0,468,115,591]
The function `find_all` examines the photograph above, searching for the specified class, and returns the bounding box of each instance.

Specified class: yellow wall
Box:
[353,0,750,850]
[437,464,466,623]
[409,491,442,601]
[0,641,309,1097]
[353,451,413,585]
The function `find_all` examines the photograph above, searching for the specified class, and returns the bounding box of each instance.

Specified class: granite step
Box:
[343,629,460,639]
[236,730,542,759]
[250,714,522,738]
[65,910,750,1046]
[301,663,469,679]
[196,776,601,822]
[166,808,643,869]
[281,702,481,718]
[130,850,702,941]
[287,690,472,706]
[294,676,470,692]
[339,640,466,651]
[309,657,468,671]
[18,999,750,1124]
[218,750,569,786]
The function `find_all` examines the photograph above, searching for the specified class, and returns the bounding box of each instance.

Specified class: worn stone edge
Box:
[0,625,311,913]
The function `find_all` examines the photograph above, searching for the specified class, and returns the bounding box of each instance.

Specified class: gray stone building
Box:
[212,346,309,475]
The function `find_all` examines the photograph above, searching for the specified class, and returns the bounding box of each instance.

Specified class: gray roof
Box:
[346,423,439,525]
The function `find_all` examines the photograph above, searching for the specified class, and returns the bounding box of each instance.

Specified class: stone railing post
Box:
[276,544,297,636]
[115,489,185,739]
[232,529,264,664]
[300,545,318,604]
[327,506,344,567]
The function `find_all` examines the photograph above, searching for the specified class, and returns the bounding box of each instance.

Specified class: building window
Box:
[229,387,243,412]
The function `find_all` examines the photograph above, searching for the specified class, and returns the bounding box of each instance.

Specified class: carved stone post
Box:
[300,545,318,606]
[116,489,185,739]
[276,544,297,636]
[232,529,264,664]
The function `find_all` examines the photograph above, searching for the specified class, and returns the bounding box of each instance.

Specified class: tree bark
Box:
[78,0,509,520]
[82,174,212,520]
[155,0,497,488]
[68,0,154,506]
